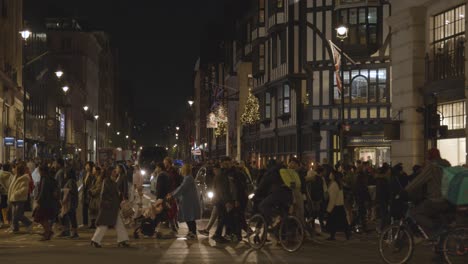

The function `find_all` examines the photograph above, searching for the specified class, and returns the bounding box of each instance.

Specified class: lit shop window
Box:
[438,101,466,130]
[334,68,387,104]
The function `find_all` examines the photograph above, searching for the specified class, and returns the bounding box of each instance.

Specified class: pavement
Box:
[0,187,438,264]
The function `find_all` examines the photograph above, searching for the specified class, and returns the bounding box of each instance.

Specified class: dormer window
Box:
[336,6,380,56]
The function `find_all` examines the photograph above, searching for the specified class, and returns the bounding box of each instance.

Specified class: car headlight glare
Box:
[207,191,214,199]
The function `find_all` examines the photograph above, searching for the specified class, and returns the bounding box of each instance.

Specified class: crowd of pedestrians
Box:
[0,147,462,249]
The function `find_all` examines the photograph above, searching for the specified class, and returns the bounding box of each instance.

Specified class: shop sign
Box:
[4,137,15,147]
[347,136,391,147]
[16,140,24,148]
[60,113,65,140]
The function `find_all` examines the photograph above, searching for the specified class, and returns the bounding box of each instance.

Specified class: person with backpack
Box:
[404,148,452,239]
[33,165,59,241]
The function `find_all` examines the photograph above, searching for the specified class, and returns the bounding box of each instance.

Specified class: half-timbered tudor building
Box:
[303,0,392,166]
[247,0,391,166]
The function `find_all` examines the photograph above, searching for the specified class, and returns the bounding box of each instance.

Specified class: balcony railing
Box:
[425,41,465,82]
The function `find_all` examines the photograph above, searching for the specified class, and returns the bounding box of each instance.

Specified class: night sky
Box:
[24,0,225,145]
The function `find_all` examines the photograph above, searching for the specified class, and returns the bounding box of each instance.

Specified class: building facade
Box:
[389,0,468,170]
[0,0,24,162]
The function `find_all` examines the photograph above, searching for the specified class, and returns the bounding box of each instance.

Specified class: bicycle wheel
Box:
[443,227,468,264]
[247,214,267,250]
[379,225,414,264]
[278,216,304,253]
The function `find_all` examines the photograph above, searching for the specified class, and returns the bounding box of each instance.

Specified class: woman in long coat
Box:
[168,164,201,240]
[33,165,59,241]
[88,166,102,228]
[90,167,129,248]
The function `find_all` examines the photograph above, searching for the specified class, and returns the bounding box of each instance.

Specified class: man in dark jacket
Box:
[211,159,233,243]
[154,163,170,200]
[255,161,293,226]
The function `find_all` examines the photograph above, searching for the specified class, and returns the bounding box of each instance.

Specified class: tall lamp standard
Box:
[83,106,89,160]
[20,30,32,159]
[94,115,99,162]
[106,122,111,147]
[187,100,194,160]
[336,25,348,164]
[61,86,70,157]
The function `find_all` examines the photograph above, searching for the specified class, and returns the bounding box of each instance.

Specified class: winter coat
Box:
[88,176,102,217]
[116,173,129,201]
[213,169,232,205]
[55,168,65,189]
[172,175,201,222]
[82,172,94,205]
[36,176,60,210]
[63,178,79,210]
[96,177,120,226]
[327,181,345,213]
[8,174,30,202]
[155,171,170,200]
[305,170,324,202]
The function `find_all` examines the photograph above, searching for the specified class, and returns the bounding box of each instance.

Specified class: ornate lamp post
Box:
[336,25,348,164]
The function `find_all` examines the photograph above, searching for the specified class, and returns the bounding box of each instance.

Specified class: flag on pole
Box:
[329,40,342,94]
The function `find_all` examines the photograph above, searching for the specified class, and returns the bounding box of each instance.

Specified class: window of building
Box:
[278,83,290,115]
[337,7,379,47]
[280,30,287,64]
[431,5,465,79]
[351,76,368,103]
[438,101,466,130]
[265,92,271,119]
[259,43,265,71]
[259,0,265,24]
[334,68,387,104]
[268,0,284,17]
[272,34,278,68]
[253,43,266,75]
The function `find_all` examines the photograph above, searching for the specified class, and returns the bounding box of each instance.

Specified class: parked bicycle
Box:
[378,200,467,264]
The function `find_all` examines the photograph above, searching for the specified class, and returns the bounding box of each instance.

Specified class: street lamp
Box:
[117,131,120,135]
[94,115,99,162]
[336,25,348,164]
[176,126,180,131]
[188,100,194,107]
[19,30,31,40]
[62,86,69,94]
[55,69,64,79]
[106,122,111,127]
[126,135,129,139]
[83,105,89,111]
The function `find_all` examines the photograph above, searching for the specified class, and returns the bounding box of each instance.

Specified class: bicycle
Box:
[378,201,468,264]
[246,204,304,253]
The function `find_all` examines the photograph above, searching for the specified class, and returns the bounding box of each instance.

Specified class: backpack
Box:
[440,166,468,205]
[279,169,301,190]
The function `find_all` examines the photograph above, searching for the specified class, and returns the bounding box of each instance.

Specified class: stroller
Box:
[133,198,176,239]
